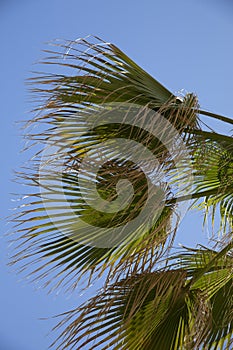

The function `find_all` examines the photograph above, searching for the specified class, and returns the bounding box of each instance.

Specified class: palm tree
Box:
[11,36,233,349]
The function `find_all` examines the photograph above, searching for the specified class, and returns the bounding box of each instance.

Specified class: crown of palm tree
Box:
[10,36,233,349]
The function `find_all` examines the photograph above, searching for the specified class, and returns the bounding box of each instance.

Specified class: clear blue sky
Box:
[1,1,233,349]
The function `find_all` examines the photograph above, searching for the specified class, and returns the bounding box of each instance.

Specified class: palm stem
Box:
[191,128,232,141]
[197,109,233,125]
[167,187,224,205]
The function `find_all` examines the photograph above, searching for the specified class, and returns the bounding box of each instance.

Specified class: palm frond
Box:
[53,242,233,350]
[53,271,204,350]
[187,135,233,233]
[11,161,177,291]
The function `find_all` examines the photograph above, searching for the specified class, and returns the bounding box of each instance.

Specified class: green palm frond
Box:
[30,36,199,132]
[186,134,233,233]
[53,271,203,350]
[35,36,174,106]
[176,243,233,350]
[11,163,175,290]
[53,242,233,350]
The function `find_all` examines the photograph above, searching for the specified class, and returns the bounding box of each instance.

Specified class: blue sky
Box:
[1,1,233,349]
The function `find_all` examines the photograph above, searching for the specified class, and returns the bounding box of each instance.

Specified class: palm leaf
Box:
[53,271,203,350]
[11,164,175,291]
[187,134,233,233]
[53,242,233,349]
